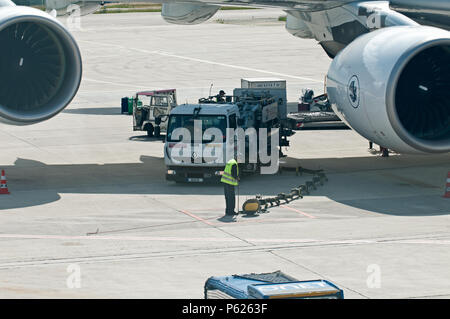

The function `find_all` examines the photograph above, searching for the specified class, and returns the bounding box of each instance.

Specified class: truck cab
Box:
[165,103,239,183]
[133,89,177,137]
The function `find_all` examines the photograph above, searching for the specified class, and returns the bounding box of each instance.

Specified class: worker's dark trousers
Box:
[224,184,236,215]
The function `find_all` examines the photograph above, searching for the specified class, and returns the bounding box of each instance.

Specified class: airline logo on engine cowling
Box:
[347,75,360,108]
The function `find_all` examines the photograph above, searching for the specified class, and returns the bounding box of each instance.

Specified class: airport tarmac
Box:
[0,10,450,299]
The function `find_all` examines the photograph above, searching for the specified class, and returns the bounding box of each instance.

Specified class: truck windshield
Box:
[152,96,169,107]
[167,115,227,142]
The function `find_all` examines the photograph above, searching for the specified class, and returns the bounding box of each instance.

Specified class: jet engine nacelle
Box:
[161,3,220,25]
[0,5,82,125]
[326,26,450,154]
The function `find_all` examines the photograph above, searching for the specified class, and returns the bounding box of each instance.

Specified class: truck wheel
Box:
[154,126,161,138]
[147,127,154,137]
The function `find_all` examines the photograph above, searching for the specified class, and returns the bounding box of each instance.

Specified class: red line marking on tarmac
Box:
[178,209,215,226]
[280,205,316,219]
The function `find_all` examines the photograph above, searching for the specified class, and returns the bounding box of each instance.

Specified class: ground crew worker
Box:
[221,158,239,216]
[217,90,226,102]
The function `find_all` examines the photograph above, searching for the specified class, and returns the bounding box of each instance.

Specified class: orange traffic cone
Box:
[0,169,10,194]
[444,172,450,198]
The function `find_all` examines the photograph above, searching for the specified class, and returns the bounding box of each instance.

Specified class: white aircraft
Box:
[0,0,449,154]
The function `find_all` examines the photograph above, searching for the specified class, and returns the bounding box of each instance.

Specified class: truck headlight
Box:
[167,170,176,175]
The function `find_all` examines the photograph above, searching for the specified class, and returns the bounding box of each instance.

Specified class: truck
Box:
[290,89,347,130]
[132,89,177,137]
[164,79,294,183]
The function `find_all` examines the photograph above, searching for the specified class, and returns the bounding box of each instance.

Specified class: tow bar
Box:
[241,167,328,216]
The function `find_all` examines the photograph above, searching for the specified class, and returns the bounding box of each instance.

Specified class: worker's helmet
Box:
[219,90,226,95]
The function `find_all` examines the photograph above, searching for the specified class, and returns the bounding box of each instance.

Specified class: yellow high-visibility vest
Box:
[221,159,238,186]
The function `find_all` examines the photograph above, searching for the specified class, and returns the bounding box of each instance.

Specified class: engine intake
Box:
[388,41,450,150]
[0,6,82,125]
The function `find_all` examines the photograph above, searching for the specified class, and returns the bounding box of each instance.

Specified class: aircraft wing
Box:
[42,0,449,58]
[1,0,449,156]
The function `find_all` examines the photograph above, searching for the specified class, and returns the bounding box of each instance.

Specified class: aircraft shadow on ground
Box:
[62,107,126,116]
[1,155,449,216]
